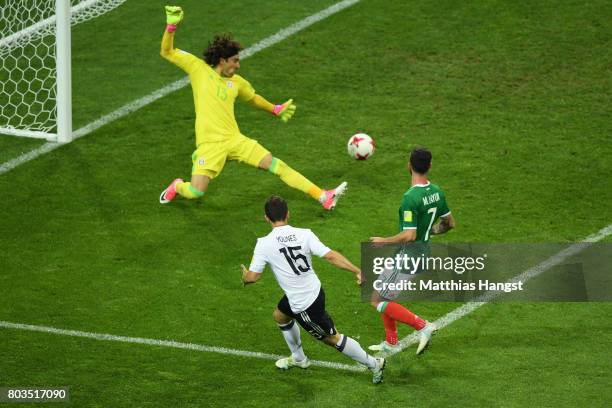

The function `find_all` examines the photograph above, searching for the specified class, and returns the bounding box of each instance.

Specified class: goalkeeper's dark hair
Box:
[265,196,289,223]
[203,33,243,66]
[410,147,432,174]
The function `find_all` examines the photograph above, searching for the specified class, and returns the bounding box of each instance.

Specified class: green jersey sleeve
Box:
[399,195,418,230]
[439,190,451,217]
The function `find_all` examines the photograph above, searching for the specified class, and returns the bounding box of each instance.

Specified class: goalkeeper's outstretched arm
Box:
[249,95,275,113]
[249,95,297,122]
[160,5,183,60]
[160,30,176,60]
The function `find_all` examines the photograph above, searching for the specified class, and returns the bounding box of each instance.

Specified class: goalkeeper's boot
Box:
[416,321,437,355]
[370,357,386,384]
[322,181,348,210]
[368,341,402,355]
[159,178,183,204]
[275,356,311,370]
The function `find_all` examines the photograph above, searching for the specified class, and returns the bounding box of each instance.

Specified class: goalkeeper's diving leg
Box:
[259,153,347,211]
[160,175,208,203]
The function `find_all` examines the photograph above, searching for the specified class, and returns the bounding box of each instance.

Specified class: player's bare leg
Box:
[257,153,273,170]
[188,174,210,193]
[258,153,347,211]
[272,308,310,369]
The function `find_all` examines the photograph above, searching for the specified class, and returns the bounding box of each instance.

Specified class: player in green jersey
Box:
[368,147,456,355]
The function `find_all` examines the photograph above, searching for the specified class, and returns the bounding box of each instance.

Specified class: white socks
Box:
[335,334,376,368]
[278,320,307,361]
[279,322,376,369]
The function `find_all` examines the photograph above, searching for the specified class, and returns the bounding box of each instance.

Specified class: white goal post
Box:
[0,0,128,143]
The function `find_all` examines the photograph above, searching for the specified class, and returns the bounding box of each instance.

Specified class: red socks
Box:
[382,314,398,345]
[380,301,426,331]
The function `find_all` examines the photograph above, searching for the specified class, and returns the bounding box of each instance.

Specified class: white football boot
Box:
[416,322,437,355]
[368,341,402,355]
[275,356,311,370]
[370,357,387,384]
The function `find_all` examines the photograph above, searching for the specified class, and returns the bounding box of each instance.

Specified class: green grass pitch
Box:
[1,0,611,406]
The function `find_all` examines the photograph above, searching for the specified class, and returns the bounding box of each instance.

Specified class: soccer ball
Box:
[347,133,375,160]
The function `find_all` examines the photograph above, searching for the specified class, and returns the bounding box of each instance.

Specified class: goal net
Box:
[0,0,127,142]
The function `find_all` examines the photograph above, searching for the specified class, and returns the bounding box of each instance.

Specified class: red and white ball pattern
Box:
[347,133,375,160]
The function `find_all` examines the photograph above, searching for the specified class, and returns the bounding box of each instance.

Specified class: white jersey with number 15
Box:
[249,225,331,313]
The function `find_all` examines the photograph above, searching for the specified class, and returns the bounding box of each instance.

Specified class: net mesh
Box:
[0,0,127,136]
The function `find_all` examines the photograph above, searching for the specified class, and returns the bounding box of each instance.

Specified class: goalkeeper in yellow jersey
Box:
[158,6,346,210]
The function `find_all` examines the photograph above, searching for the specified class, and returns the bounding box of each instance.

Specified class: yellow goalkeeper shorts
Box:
[191,134,270,179]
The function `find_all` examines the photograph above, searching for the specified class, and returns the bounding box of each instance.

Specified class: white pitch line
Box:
[0,0,361,176]
[0,320,366,373]
[7,224,609,371]
[381,223,612,357]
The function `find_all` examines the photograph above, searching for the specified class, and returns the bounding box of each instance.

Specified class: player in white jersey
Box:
[241,196,387,384]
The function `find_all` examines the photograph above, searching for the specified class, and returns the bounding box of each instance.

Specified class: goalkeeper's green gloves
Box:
[165,5,183,32]
[272,99,296,122]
